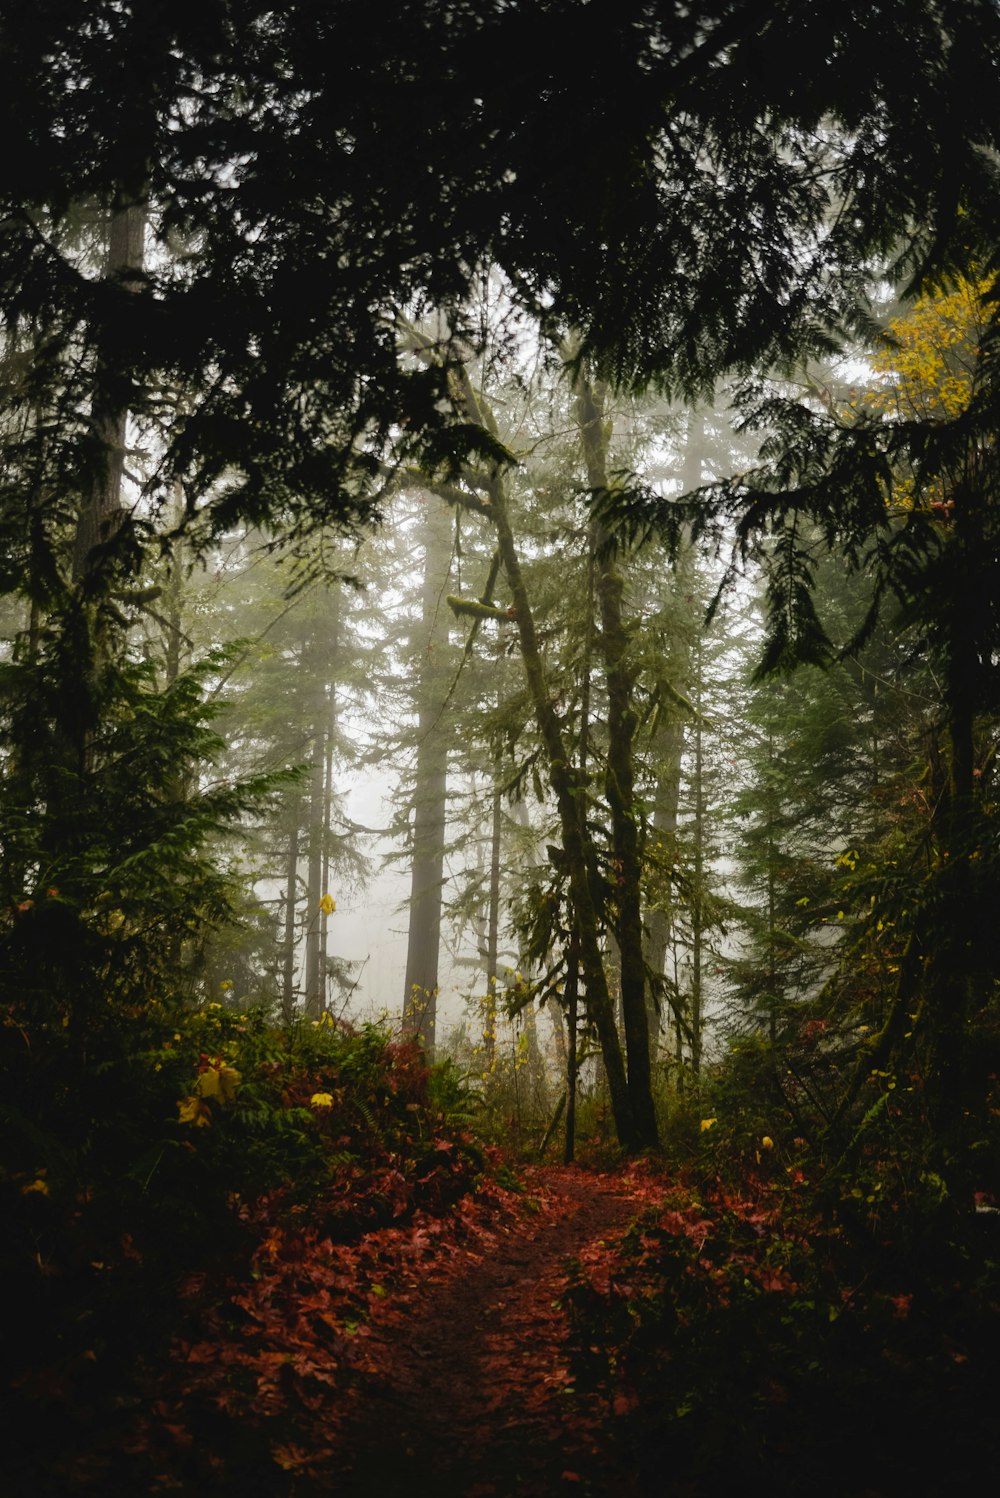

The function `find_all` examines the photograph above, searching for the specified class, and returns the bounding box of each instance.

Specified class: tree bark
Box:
[402,499,452,1055]
[689,641,706,1077]
[482,764,503,1072]
[575,372,659,1147]
[282,809,300,1024]
[484,458,637,1148]
[73,198,146,587]
[644,723,684,1044]
[431,364,637,1147]
[564,934,579,1163]
[303,671,328,1019]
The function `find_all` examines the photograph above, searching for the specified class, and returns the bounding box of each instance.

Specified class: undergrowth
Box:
[1,995,500,1495]
[561,1032,1000,1497]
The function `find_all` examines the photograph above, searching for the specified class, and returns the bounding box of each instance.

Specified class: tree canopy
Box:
[3,0,1000,551]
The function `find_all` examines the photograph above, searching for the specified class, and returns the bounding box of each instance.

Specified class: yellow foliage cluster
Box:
[178,1058,241,1127]
[865,275,994,516]
[871,278,990,424]
[196,1060,241,1104]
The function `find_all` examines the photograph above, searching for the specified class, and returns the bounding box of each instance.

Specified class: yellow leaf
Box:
[761,1135,775,1150]
[699,1117,717,1132]
[310,1092,334,1109]
[21,1177,49,1196]
[178,1095,212,1127]
[318,893,336,915]
[196,1063,241,1104]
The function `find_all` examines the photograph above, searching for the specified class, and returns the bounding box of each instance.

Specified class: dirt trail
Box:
[335,1166,641,1498]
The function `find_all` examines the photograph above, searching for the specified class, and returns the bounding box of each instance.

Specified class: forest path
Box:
[334,1164,644,1498]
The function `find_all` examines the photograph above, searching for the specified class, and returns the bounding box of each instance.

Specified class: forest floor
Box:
[11,1138,1000,1497]
[332,1162,653,1498]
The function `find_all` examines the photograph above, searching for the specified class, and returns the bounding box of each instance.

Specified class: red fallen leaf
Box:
[561,1473,582,1483]
[758,1269,797,1293]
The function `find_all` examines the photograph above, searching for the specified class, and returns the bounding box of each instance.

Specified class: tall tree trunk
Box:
[73,198,146,588]
[47,194,146,913]
[303,675,328,1019]
[437,365,636,1148]
[689,639,706,1078]
[319,596,340,1010]
[484,460,636,1148]
[575,372,659,1148]
[765,727,779,1045]
[644,724,684,1046]
[564,933,580,1163]
[282,808,300,1024]
[402,499,452,1055]
[923,472,983,1150]
[163,489,187,690]
[646,410,703,1055]
[482,765,503,1072]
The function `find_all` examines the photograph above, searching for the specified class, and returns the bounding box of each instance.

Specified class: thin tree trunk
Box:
[320,596,341,1011]
[644,724,684,1043]
[690,641,705,1078]
[163,488,187,690]
[765,728,778,1045]
[646,411,703,1052]
[282,810,300,1024]
[304,673,327,1019]
[483,765,502,1071]
[564,934,579,1164]
[402,500,452,1054]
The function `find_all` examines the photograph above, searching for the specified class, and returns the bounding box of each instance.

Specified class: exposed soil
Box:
[334,1165,645,1498]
